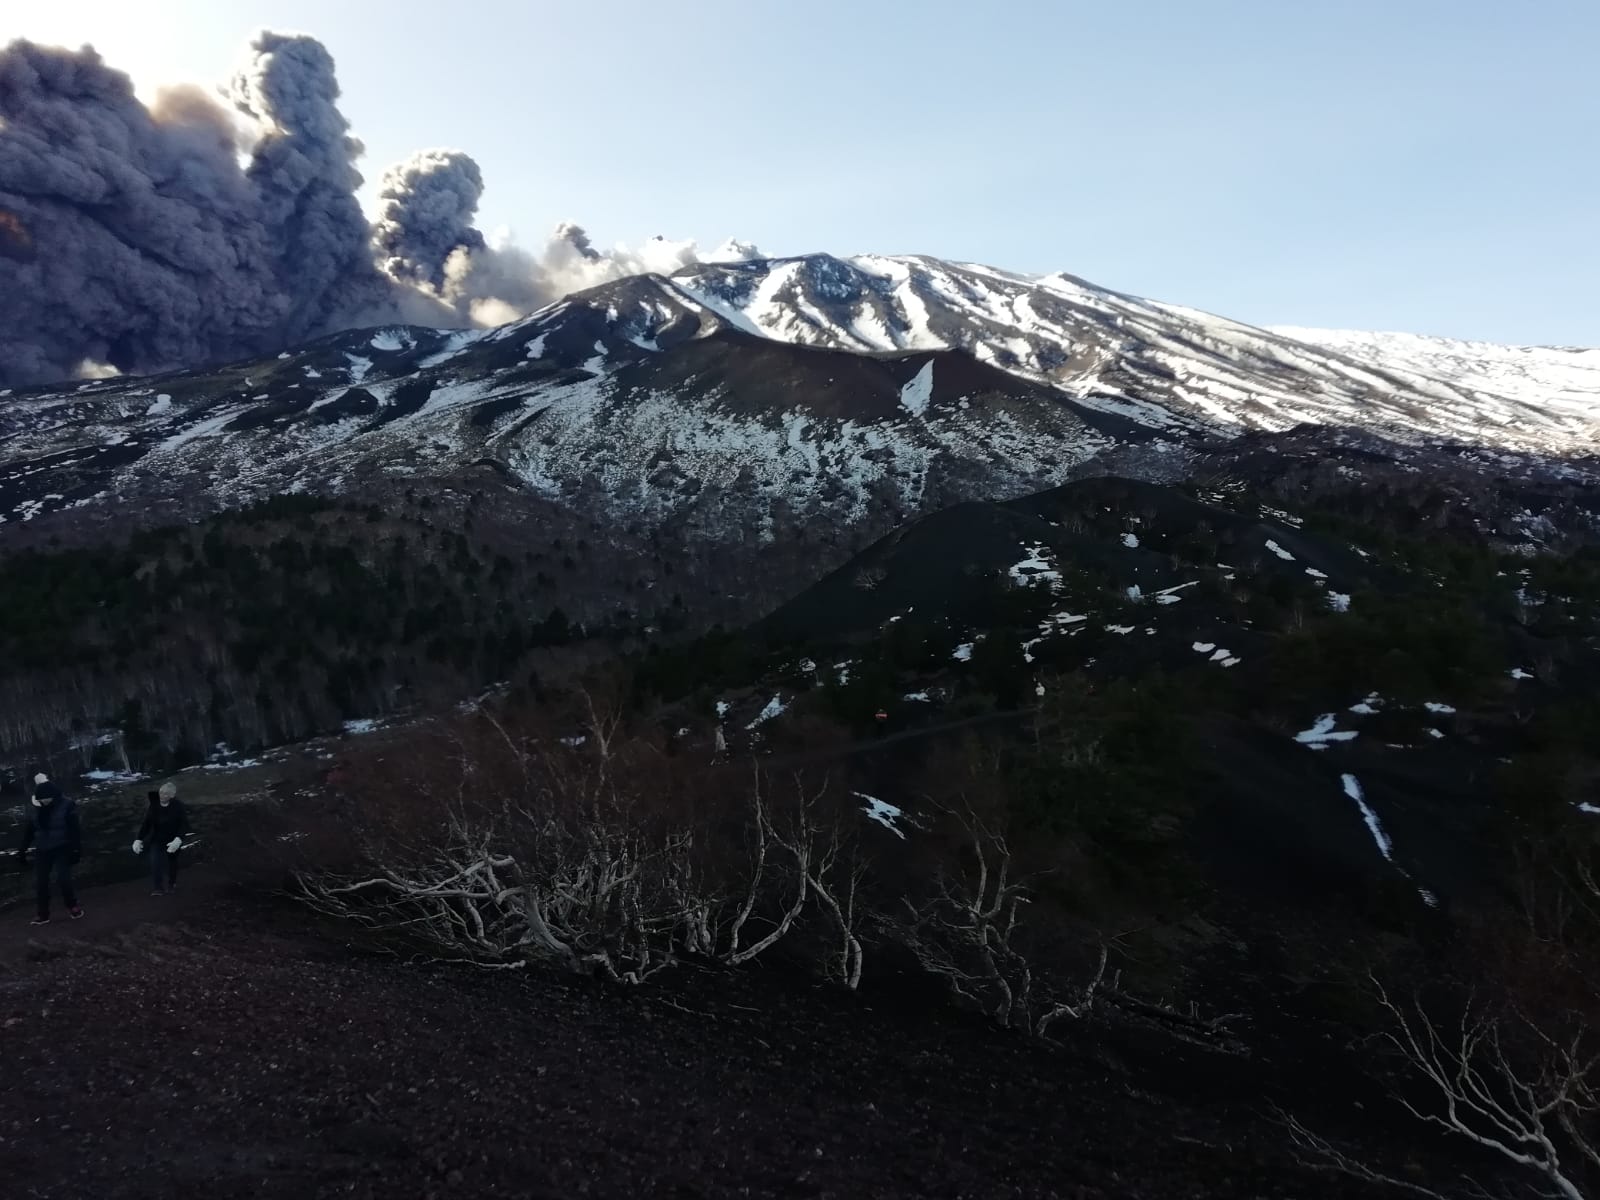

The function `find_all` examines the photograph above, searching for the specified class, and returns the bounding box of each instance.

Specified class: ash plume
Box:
[0,31,761,389]
[372,149,486,293]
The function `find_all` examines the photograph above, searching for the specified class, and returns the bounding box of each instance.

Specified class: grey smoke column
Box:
[0,31,430,388]
[0,39,286,386]
[227,31,387,345]
[373,149,487,292]
[0,30,762,389]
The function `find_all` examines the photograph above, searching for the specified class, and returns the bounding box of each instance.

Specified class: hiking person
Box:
[17,773,83,925]
[133,782,191,896]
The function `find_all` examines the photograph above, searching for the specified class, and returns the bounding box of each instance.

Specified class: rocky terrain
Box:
[0,777,1451,1200]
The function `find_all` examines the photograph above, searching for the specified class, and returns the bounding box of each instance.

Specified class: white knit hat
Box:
[33,773,48,785]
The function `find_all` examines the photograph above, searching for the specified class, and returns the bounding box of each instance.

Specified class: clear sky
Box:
[12,0,1598,346]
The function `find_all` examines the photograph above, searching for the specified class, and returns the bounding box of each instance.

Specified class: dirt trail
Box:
[0,864,234,968]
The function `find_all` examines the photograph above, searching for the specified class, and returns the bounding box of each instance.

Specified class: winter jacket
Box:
[19,784,81,857]
[138,797,192,846]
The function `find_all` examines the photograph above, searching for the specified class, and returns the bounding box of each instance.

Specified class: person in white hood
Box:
[133,781,191,896]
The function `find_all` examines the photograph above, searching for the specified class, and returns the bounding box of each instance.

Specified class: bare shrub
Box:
[297,695,869,985]
[1286,834,1600,1199]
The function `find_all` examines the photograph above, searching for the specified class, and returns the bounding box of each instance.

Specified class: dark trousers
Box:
[149,843,181,892]
[34,849,78,919]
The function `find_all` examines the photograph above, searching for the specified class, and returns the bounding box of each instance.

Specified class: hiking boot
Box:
[29,916,49,926]
[69,906,84,920]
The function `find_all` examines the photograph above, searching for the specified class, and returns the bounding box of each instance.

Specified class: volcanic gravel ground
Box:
[0,890,1401,1199]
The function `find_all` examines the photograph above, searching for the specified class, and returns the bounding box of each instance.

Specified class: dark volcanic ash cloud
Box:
[0,32,760,389]
[373,148,487,293]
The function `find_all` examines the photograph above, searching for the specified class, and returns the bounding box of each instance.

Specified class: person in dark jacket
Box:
[18,773,83,925]
[133,781,191,895]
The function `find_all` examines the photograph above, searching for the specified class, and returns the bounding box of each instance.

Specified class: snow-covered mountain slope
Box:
[1269,327,1600,426]
[666,255,1600,452]
[1,253,1596,563]
[0,272,1135,547]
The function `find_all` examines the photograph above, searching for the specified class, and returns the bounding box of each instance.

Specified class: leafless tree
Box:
[890,799,1100,1036]
[298,701,867,986]
[1285,837,1600,1200]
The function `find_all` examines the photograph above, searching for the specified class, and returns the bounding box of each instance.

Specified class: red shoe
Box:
[69,906,84,920]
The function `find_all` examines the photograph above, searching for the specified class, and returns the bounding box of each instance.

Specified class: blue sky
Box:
[16,0,1598,344]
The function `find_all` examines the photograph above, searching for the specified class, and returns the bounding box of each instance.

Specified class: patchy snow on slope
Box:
[903,691,932,702]
[854,792,911,839]
[746,695,787,729]
[953,643,975,662]
[1193,642,1216,653]
[1121,532,1140,548]
[900,361,935,417]
[1509,668,1535,680]
[343,718,384,736]
[417,327,493,368]
[524,334,548,359]
[145,394,173,416]
[1265,539,1296,561]
[1152,581,1198,605]
[369,329,410,352]
[1327,592,1352,613]
[1296,714,1359,746]
[1342,774,1394,861]
[1010,544,1062,587]
[1424,702,1457,715]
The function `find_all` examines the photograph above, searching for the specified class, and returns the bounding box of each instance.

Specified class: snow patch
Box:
[899,361,935,417]
[855,792,910,839]
[1342,774,1394,861]
[1296,715,1360,746]
[1010,544,1061,588]
[1265,539,1296,561]
[746,695,787,729]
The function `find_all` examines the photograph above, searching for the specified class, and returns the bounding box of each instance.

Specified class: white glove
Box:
[132,840,144,855]
[166,838,182,854]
